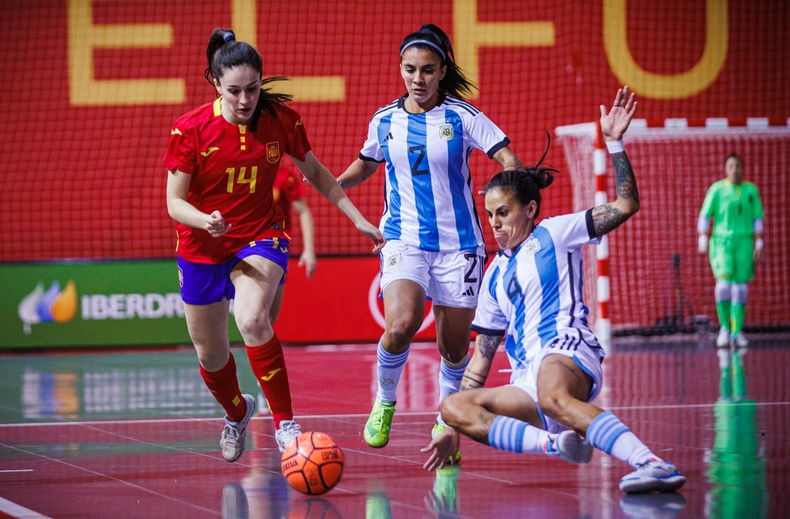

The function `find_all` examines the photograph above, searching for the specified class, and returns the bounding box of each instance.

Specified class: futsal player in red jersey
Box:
[270,166,316,323]
[164,28,385,462]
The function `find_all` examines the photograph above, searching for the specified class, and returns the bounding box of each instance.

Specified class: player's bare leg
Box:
[185,300,254,461]
[441,385,541,443]
[537,354,685,492]
[535,354,600,434]
[231,256,282,345]
[269,283,285,323]
[381,280,426,354]
[232,257,300,452]
[425,375,595,470]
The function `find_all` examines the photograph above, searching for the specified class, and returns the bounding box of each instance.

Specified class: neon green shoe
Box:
[364,400,396,448]
[365,490,393,519]
[432,422,461,463]
[431,465,461,515]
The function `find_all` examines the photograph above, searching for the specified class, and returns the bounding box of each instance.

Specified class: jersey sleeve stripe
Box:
[486,137,511,159]
[470,324,506,336]
[372,99,400,118]
[359,153,385,163]
[585,209,596,239]
[444,97,481,116]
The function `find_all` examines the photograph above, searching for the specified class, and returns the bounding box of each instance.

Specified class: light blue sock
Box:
[436,355,469,426]
[586,411,655,468]
[487,415,551,454]
[376,341,409,403]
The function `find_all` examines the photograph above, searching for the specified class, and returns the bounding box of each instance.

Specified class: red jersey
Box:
[272,166,307,231]
[164,98,311,263]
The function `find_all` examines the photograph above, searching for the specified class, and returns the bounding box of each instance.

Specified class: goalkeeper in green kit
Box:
[697,153,764,348]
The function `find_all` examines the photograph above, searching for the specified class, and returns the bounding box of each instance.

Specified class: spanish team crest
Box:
[266,142,281,164]
[439,124,454,141]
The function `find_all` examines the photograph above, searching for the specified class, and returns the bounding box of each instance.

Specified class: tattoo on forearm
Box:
[612,152,639,203]
[592,204,624,236]
[502,161,523,171]
[461,371,486,391]
[478,334,502,360]
[593,151,639,236]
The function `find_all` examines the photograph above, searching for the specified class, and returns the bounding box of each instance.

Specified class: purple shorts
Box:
[177,238,289,305]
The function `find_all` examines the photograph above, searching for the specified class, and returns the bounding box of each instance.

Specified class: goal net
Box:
[555,119,790,336]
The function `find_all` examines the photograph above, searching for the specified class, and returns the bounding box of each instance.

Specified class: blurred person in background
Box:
[270,164,316,323]
[697,153,764,349]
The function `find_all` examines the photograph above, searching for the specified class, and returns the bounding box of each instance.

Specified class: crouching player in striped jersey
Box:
[422,87,686,494]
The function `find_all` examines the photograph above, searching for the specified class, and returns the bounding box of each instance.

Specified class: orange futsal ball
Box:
[281,431,345,495]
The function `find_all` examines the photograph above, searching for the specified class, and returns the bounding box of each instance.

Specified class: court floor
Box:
[1,336,788,518]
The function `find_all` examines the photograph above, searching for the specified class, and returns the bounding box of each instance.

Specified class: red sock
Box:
[247,335,293,426]
[200,353,247,423]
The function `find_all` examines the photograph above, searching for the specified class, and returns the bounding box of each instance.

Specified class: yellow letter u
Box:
[604,0,727,99]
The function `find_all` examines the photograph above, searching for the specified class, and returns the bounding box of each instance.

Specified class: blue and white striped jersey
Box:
[471,210,604,373]
[360,94,509,252]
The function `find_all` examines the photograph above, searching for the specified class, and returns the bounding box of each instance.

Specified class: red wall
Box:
[1,1,788,340]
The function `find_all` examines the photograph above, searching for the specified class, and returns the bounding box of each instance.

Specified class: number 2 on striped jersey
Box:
[408,145,429,176]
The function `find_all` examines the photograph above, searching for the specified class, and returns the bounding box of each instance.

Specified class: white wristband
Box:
[755,238,764,250]
[605,140,625,154]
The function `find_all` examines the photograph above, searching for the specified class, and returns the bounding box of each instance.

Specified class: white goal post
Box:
[555,118,790,348]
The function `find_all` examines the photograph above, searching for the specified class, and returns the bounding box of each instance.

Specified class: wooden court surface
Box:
[1,337,788,518]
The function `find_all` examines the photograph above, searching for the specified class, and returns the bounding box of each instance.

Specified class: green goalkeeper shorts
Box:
[709,235,755,283]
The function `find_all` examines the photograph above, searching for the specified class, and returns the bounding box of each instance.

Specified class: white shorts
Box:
[379,241,485,309]
[512,340,605,433]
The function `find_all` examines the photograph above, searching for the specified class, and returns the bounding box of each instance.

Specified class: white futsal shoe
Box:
[220,394,256,462]
[545,430,593,464]
[716,327,730,348]
[731,333,749,349]
[619,459,686,493]
[275,420,302,452]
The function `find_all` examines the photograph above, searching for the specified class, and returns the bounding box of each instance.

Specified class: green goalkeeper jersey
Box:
[699,179,764,238]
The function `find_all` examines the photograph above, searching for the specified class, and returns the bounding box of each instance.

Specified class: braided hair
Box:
[483,132,557,219]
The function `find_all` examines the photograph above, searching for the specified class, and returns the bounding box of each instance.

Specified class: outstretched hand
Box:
[600,86,637,142]
[421,427,460,472]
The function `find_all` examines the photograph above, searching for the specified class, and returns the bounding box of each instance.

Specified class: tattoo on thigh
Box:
[550,359,582,382]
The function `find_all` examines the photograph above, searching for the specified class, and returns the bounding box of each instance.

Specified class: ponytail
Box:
[483,132,558,219]
[204,28,293,129]
[400,24,476,100]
